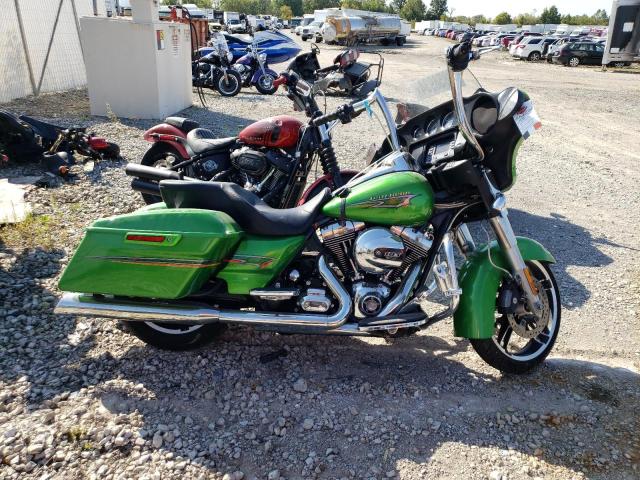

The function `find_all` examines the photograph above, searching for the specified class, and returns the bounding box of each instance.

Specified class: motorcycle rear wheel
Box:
[139,143,182,204]
[470,261,561,374]
[124,321,226,351]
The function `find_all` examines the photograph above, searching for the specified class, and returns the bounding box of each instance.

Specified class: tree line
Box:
[170,0,610,26]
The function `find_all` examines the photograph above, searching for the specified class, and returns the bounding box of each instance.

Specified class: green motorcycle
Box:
[55,42,560,374]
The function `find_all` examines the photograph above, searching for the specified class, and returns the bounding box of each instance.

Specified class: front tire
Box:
[255,73,277,94]
[124,321,226,351]
[216,70,242,97]
[568,56,579,67]
[470,261,561,374]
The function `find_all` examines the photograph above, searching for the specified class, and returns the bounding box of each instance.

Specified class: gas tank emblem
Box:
[353,192,418,209]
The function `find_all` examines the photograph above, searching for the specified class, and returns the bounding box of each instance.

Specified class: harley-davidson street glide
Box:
[55,42,560,374]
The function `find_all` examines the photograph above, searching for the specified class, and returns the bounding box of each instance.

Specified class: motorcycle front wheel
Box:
[216,70,242,97]
[124,321,226,351]
[470,260,561,374]
[255,73,277,95]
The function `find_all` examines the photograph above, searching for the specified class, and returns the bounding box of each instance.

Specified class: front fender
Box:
[453,237,555,339]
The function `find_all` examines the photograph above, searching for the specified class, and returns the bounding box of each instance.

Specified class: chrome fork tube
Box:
[454,223,476,256]
[489,208,544,318]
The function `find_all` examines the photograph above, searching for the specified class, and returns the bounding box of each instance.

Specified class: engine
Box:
[229,146,295,205]
[317,222,433,318]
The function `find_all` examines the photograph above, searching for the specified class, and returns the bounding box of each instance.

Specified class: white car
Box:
[301,21,322,41]
[512,37,546,60]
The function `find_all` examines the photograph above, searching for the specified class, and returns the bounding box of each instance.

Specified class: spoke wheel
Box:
[568,57,579,67]
[471,261,561,374]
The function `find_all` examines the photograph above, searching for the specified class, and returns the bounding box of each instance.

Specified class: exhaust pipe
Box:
[55,257,351,329]
[125,163,183,181]
[131,178,160,196]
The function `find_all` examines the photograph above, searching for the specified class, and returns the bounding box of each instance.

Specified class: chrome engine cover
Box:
[353,227,405,274]
[353,282,391,318]
[299,288,331,313]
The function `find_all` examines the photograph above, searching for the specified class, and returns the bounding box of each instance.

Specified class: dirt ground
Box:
[0,33,639,480]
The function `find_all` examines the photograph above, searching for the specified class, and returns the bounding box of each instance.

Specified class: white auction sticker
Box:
[513,100,542,139]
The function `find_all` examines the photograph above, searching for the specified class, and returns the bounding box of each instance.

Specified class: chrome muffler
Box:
[55,257,351,329]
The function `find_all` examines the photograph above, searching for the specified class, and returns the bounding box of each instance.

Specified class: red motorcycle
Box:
[128,74,356,207]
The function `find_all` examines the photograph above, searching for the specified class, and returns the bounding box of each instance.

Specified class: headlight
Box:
[258,53,267,62]
[227,52,233,62]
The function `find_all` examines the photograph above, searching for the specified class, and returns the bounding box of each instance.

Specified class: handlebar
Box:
[311,104,357,127]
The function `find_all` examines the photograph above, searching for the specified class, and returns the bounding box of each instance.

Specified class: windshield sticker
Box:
[514,100,542,139]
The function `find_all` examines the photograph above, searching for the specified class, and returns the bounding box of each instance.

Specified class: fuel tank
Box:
[322,172,434,227]
[239,115,302,149]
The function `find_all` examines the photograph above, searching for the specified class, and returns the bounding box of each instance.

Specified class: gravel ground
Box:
[1,34,639,480]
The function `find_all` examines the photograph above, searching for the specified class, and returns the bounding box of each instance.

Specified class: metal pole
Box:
[36,0,65,95]
[92,0,98,16]
[13,0,37,96]
[70,0,85,61]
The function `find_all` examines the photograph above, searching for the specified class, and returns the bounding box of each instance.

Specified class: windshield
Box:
[394,57,482,122]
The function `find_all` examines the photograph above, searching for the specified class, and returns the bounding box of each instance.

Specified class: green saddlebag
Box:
[58,208,241,299]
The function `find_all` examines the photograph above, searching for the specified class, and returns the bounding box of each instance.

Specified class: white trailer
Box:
[414,20,439,34]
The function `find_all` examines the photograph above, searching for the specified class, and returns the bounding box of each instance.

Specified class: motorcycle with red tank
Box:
[129,74,355,207]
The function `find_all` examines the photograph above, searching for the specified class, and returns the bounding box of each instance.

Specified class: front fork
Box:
[455,190,544,319]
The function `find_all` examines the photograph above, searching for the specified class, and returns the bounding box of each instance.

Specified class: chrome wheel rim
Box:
[491,261,558,362]
[259,75,274,90]
[144,322,203,335]
[569,57,579,67]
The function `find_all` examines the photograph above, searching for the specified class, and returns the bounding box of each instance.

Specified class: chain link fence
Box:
[0,0,107,103]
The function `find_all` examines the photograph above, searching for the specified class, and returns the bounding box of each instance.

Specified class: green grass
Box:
[0,213,57,250]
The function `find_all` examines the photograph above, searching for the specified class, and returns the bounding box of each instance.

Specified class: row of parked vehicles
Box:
[426,28,631,68]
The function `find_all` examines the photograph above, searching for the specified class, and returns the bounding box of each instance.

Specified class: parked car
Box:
[514,36,556,61]
[545,37,588,62]
[552,41,630,67]
[500,35,516,48]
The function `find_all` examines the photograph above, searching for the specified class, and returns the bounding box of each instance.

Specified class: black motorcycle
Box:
[192,50,242,97]
[0,109,119,165]
[287,44,383,97]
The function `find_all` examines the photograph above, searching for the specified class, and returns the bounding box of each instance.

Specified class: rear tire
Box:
[528,51,541,61]
[470,261,561,374]
[139,143,182,204]
[216,71,242,97]
[124,321,226,351]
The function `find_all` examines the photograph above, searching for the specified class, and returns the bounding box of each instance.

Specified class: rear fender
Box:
[143,124,190,159]
[453,237,556,339]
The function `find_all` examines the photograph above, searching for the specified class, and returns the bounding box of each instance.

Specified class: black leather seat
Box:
[159,180,331,237]
[186,128,237,155]
[164,116,199,133]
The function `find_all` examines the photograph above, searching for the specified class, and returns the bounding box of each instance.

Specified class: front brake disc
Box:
[507,281,550,339]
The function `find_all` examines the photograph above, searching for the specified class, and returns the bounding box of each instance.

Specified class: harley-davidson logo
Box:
[353,192,418,209]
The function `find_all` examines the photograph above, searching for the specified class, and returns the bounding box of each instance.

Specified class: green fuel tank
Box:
[322,172,434,227]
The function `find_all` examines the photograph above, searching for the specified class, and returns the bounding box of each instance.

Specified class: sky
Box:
[445,1,612,18]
